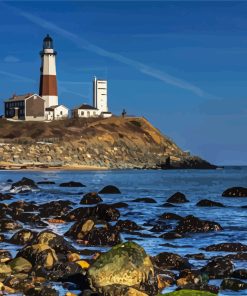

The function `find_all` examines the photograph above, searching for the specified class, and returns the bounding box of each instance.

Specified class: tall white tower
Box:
[39,34,58,108]
[93,77,108,112]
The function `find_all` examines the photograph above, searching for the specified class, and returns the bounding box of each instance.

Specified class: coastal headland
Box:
[0,116,216,170]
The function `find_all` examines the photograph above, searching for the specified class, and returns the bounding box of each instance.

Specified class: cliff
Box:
[0,117,215,169]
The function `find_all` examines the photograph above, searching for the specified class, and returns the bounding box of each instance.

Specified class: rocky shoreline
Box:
[0,177,246,295]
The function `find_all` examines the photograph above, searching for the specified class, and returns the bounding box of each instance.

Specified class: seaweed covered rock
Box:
[222,187,247,197]
[80,192,103,205]
[220,278,247,291]
[9,229,37,245]
[153,252,191,271]
[175,215,222,234]
[98,185,121,194]
[201,257,234,279]
[157,291,217,296]
[88,242,157,295]
[8,257,32,273]
[167,192,189,203]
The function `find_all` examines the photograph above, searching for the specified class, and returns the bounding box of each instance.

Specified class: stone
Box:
[220,278,247,291]
[0,263,12,278]
[231,269,247,279]
[131,198,156,203]
[0,193,13,201]
[201,257,234,279]
[37,181,56,185]
[60,181,86,187]
[156,290,217,295]
[98,185,121,194]
[115,220,142,232]
[65,219,96,239]
[167,192,189,203]
[8,257,32,273]
[0,218,22,231]
[80,192,103,205]
[11,177,38,190]
[0,250,12,263]
[202,243,247,252]
[110,202,128,208]
[162,203,176,207]
[175,215,222,233]
[39,200,74,218]
[160,232,184,240]
[88,242,157,295]
[160,212,183,220]
[222,187,247,197]
[153,252,191,270]
[196,199,224,207]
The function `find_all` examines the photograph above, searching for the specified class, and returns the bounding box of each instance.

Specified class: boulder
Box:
[224,252,247,261]
[0,218,22,231]
[0,193,13,201]
[11,177,38,190]
[201,257,234,279]
[8,200,38,212]
[0,250,12,263]
[39,200,74,218]
[17,243,58,269]
[25,286,59,296]
[175,215,222,233]
[80,192,103,205]
[91,285,149,296]
[37,181,56,185]
[160,232,184,240]
[131,198,156,203]
[110,202,128,208]
[65,219,96,239]
[88,242,157,295]
[203,243,247,252]
[231,269,247,279]
[167,192,189,203]
[153,252,191,270]
[115,220,143,232]
[0,263,12,279]
[98,185,121,194]
[220,278,247,291]
[160,213,183,220]
[162,203,176,207]
[196,199,224,207]
[60,181,85,187]
[8,257,32,273]
[222,187,247,197]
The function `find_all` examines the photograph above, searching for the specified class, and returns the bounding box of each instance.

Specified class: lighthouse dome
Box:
[43,34,53,49]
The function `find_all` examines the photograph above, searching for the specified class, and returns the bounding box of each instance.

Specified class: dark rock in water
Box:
[222,187,247,197]
[196,199,224,207]
[78,249,101,256]
[0,218,22,231]
[88,241,157,295]
[65,219,96,239]
[0,234,5,242]
[80,192,103,205]
[59,181,85,187]
[32,230,76,255]
[167,192,189,203]
[201,257,234,279]
[110,202,128,208]
[39,200,74,218]
[9,229,37,245]
[115,220,143,232]
[162,202,177,207]
[0,250,12,263]
[131,197,156,203]
[11,177,38,189]
[98,185,121,194]
[221,278,247,291]
[203,243,247,252]
[149,224,171,233]
[65,204,120,222]
[160,212,183,220]
[12,212,41,224]
[153,251,191,270]
[185,253,206,260]
[17,243,58,269]
[177,283,219,294]
[225,252,247,261]
[25,286,59,296]
[0,193,13,201]
[8,200,39,212]
[160,232,184,240]
[175,215,222,233]
[7,179,13,183]
[37,181,56,185]
[231,269,247,279]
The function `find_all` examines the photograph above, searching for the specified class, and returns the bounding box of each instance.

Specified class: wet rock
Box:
[25,286,59,296]
[160,212,183,220]
[196,199,224,207]
[131,198,156,203]
[162,202,177,207]
[88,242,157,295]
[115,220,143,232]
[149,224,171,233]
[98,185,121,194]
[167,192,189,203]
[11,177,38,189]
[65,219,96,239]
[201,257,234,279]
[110,202,128,208]
[153,252,191,270]
[185,253,206,260]
[0,193,13,201]
[17,243,58,269]
[60,181,85,187]
[8,257,32,273]
[39,200,74,218]
[8,200,38,212]
[9,229,37,245]
[37,181,56,185]
[0,218,22,231]
[160,232,184,240]
[0,263,12,279]
[221,278,247,291]
[80,192,103,205]
[177,284,219,294]
[91,285,149,296]
[222,187,247,197]
[203,243,247,252]
[231,269,247,279]
[175,215,222,233]
[0,250,12,263]
[12,212,41,224]
[224,252,247,261]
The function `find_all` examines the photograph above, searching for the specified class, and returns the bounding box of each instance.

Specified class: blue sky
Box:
[0,1,246,165]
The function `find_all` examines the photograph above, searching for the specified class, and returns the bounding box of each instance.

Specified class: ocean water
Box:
[0,167,247,295]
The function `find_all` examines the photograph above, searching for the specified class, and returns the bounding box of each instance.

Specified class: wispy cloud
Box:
[0,70,35,83]
[3,2,206,97]
[3,55,20,63]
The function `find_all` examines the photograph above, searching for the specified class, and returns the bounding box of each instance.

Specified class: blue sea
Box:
[0,167,247,295]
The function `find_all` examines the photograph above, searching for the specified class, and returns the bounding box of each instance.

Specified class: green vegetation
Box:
[157,290,217,296]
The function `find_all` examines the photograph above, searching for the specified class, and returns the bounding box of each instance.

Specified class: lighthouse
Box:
[39,34,58,108]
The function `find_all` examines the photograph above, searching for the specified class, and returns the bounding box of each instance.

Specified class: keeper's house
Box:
[71,104,101,118]
[45,105,69,121]
[4,93,45,121]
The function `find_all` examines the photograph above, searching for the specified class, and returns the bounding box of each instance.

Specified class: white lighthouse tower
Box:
[93,76,108,112]
[39,34,58,108]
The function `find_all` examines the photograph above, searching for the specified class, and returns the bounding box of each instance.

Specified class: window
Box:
[60,111,63,115]
[81,111,84,116]
[87,111,90,117]
[93,111,96,116]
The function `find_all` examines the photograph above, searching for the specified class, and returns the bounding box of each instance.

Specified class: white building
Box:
[45,105,69,121]
[93,77,108,113]
[72,104,101,118]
